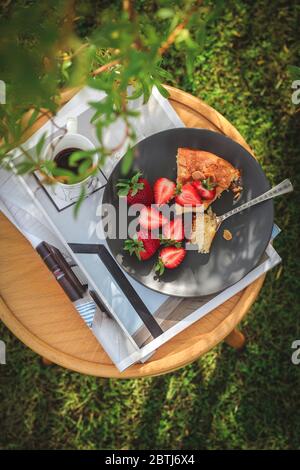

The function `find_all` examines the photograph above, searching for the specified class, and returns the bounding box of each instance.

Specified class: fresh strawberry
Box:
[155,246,186,275]
[193,177,216,200]
[162,217,184,242]
[116,171,153,206]
[139,206,168,230]
[175,182,202,207]
[153,177,176,205]
[124,230,160,261]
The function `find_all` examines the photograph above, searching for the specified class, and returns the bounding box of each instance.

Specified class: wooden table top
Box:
[0,86,265,378]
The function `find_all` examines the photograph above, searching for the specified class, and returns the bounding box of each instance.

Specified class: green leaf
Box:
[196,22,206,51]
[69,150,95,166]
[131,171,142,184]
[13,121,23,142]
[157,8,174,20]
[127,84,144,101]
[51,167,75,179]
[118,187,129,197]
[154,81,170,99]
[168,13,181,34]
[36,132,47,158]
[186,51,196,78]
[40,160,56,172]
[288,65,300,81]
[176,28,190,45]
[74,186,86,218]
[61,59,72,81]
[141,80,152,104]
[155,66,173,82]
[27,109,40,130]
[95,122,103,144]
[154,258,165,276]
[121,147,134,175]
[125,109,141,118]
[78,158,93,175]
[15,161,37,175]
[160,239,182,248]
[124,238,143,260]
[206,0,225,24]
[131,182,144,197]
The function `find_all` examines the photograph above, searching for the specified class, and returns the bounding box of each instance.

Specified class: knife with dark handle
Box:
[46,243,87,297]
[69,243,164,338]
[36,242,83,302]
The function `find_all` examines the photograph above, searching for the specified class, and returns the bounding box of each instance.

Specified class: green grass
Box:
[0,0,300,450]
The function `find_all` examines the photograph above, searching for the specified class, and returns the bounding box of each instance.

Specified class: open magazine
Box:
[0,87,281,371]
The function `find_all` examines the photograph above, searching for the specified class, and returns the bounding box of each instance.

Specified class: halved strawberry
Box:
[124,230,160,261]
[153,177,176,205]
[193,177,216,200]
[155,246,186,275]
[116,171,153,206]
[139,206,168,230]
[175,183,202,207]
[162,216,184,242]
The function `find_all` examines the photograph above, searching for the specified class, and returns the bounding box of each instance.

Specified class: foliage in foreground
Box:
[0,0,224,213]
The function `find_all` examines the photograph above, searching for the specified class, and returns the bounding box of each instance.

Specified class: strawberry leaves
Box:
[202,177,217,190]
[159,238,182,248]
[124,238,144,260]
[155,258,166,276]
[116,171,144,197]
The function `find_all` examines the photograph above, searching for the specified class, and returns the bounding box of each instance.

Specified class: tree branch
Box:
[92,59,120,77]
[123,0,135,20]
[158,0,202,55]
[92,1,202,77]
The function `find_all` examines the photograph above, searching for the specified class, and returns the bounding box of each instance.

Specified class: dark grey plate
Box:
[102,128,274,297]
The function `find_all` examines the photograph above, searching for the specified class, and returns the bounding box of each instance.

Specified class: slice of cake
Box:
[177,147,241,209]
[190,208,218,253]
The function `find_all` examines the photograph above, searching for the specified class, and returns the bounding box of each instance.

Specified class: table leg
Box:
[224,328,246,350]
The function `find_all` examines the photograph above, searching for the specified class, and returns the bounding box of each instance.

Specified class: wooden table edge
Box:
[0,274,265,378]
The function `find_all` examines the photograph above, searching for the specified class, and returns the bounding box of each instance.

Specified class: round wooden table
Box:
[0,86,265,378]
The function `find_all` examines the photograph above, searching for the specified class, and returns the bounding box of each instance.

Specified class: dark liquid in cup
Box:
[54,147,91,176]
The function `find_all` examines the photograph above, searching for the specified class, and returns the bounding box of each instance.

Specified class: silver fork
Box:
[216,179,294,230]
